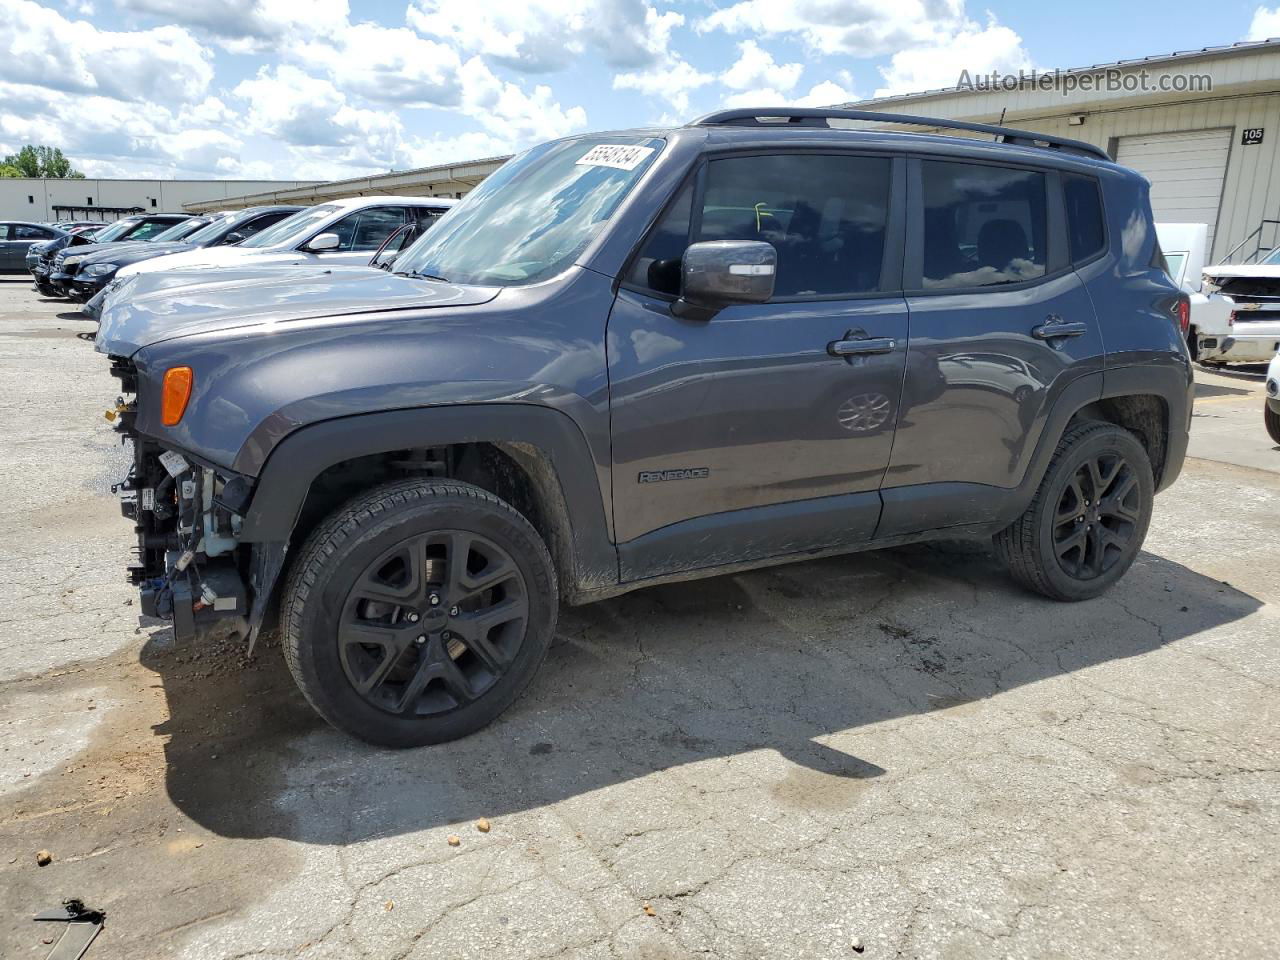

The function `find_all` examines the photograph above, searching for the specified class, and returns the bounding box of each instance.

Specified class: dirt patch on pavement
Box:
[0,634,310,958]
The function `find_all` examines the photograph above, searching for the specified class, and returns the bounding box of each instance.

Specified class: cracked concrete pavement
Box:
[0,278,1277,959]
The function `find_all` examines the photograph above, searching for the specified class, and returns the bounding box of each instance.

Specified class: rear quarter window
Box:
[1063,173,1106,264]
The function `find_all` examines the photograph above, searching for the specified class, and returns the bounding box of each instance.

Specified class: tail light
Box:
[1175,296,1190,335]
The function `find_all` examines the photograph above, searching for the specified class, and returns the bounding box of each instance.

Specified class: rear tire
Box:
[994,421,1154,601]
[1266,404,1280,445]
[282,479,558,747]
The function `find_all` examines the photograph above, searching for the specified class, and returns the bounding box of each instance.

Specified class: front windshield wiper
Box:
[397,269,450,283]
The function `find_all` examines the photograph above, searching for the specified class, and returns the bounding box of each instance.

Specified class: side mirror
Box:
[674,240,776,319]
[222,231,246,246]
[306,232,341,253]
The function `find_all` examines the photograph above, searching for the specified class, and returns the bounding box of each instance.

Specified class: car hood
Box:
[62,239,154,260]
[1202,263,1280,281]
[95,265,500,356]
[80,242,197,267]
[120,244,300,276]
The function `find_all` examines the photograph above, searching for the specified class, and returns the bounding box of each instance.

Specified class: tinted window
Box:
[626,181,693,295]
[327,207,405,252]
[14,224,53,240]
[1063,173,1106,263]
[921,161,1047,289]
[0,225,10,241]
[239,210,294,238]
[703,154,890,298]
[628,156,890,299]
[127,220,183,241]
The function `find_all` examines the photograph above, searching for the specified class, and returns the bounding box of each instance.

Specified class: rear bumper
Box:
[1198,332,1280,362]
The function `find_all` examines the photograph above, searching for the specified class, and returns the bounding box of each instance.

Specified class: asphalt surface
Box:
[0,276,1277,960]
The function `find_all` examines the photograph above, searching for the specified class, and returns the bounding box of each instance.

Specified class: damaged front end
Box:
[108,355,280,647]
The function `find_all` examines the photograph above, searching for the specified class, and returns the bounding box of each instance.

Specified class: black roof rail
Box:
[690,108,1112,162]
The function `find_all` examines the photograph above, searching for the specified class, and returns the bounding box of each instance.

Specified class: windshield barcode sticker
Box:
[576,144,654,171]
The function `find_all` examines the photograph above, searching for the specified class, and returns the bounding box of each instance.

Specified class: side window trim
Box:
[620,148,908,303]
[903,154,1072,296]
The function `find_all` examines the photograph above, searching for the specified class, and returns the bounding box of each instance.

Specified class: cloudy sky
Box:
[2,0,1278,181]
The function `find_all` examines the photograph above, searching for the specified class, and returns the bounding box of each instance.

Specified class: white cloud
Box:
[720,40,803,93]
[296,23,466,107]
[456,57,588,142]
[615,57,714,114]
[115,0,350,52]
[1247,6,1280,39]
[719,80,857,110]
[698,0,967,58]
[0,0,213,105]
[407,0,682,73]
[874,17,1032,97]
[0,82,243,177]
[233,65,405,170]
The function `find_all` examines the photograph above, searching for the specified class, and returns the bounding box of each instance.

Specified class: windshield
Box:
[92,219,140,243]
[240,204,340,248]
[151,218,210,243]
[394,135,664,286]
[182,213,238,246]
[1263,246,1280,265]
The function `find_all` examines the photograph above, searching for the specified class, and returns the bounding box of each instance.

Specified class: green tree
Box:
[0,145,85,179]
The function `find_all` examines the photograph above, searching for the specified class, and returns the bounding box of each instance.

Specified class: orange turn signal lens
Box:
[161,366,194,426]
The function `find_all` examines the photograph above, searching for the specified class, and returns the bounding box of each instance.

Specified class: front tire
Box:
[994,421,1154,601]
[1266,404,1280,445]
[282,480,558,747]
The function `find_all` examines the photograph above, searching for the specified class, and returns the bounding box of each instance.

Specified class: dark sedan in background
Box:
[0,221,65,273]
[65,205,301,303]
[28,213,192,297]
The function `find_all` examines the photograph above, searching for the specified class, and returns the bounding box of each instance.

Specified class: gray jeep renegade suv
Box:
[96,109,1193,747]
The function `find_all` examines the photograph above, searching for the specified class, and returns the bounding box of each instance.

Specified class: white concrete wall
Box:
[0,179,320,222]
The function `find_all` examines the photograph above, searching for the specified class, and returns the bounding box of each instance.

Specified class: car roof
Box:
[561,116,1120,177]
[322,195,458,211]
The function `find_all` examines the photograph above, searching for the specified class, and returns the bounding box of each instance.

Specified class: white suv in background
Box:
[115,196,457,278]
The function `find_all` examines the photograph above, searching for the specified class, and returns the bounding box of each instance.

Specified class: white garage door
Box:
[1115,129,1231,249]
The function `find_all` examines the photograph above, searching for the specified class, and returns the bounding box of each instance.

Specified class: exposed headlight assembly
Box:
[63,256,84,268]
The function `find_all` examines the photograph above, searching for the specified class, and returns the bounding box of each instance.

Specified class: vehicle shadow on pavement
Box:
[140,540,1261,844]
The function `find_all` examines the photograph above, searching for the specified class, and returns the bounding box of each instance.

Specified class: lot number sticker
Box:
[576,144,655,171]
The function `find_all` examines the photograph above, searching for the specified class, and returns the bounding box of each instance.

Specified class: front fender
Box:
[237,404,619,597]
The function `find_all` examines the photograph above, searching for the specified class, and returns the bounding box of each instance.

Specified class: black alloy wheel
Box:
[1051,452,1142,581]
[338,530,529,717]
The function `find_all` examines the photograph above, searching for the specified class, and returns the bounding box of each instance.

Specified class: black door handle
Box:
[1031,319,1089,340]
[828,337,897,358]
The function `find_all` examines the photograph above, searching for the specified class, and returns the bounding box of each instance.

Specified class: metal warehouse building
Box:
[0,177,319,223]
[181,156,509,214]
[844,38,1280,263]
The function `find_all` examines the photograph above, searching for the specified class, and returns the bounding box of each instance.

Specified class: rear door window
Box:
[920,161,1047,289]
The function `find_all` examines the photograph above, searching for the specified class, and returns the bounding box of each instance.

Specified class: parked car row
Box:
[84,111,1198,747]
